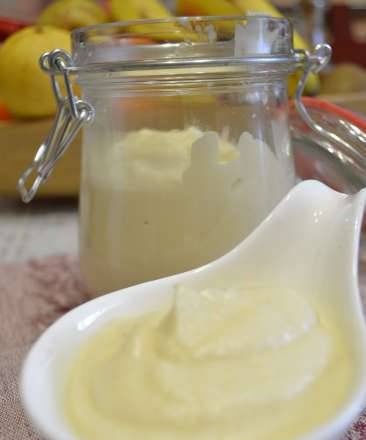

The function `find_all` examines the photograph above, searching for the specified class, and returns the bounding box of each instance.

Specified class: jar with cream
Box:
[18,16,334,295]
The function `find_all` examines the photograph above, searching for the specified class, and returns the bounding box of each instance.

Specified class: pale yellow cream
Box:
[80,127,294,295]
[63,285,352,440]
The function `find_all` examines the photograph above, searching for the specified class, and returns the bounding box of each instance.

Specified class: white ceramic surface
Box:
[20,180,366,440]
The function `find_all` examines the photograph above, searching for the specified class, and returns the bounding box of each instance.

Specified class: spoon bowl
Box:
[21,180,366,440]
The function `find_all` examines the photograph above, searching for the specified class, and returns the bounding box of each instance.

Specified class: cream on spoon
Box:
[21,180,366,440]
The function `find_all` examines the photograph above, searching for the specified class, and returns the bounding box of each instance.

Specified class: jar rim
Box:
[71,14,290,37]
[71,15,299,75]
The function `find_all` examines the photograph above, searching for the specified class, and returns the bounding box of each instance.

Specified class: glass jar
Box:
[18,16,364,296]
[78,16,298,295]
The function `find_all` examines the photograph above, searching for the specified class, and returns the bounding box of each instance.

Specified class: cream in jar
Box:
[80,127,294,294]
[63,284,352,440]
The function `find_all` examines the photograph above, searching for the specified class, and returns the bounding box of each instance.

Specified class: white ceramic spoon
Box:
[21,180,366,440]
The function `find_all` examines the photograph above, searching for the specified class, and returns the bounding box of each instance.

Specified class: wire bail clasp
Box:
[17,49,94,203]
[294,44,342,141]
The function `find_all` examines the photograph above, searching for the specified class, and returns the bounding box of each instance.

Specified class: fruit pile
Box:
[0,0,317,122]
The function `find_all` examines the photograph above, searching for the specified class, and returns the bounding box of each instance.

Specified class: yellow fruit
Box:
[38,0,108,30]
[0,26,71,118]
[110,0,196,42]
[110,0,171,21]
[110,0,167,38]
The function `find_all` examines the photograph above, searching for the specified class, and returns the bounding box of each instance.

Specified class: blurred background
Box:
[0,0,366,262]
[2,0,366,62]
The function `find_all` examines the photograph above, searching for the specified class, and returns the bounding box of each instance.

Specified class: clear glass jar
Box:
[77,16,298,295]
[20,16,363,296]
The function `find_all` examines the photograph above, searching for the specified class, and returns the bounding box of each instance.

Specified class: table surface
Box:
[0,198,78,262]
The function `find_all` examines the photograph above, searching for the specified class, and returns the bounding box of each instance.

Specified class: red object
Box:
[290,97,366,199]
[290,97,366,132]
[0,17,29,41]
[0,102,12,121]
[328,5,366,67]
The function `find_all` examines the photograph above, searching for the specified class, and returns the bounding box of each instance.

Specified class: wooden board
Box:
[0,118,81,198]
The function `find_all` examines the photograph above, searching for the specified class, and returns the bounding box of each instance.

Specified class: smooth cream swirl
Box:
[64,286,349,440]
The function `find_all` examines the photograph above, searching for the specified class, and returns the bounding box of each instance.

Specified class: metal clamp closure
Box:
[18,50,94,203]
[294,44,346,148]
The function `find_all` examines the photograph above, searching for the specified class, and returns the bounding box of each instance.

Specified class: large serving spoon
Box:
[21,180,366,440]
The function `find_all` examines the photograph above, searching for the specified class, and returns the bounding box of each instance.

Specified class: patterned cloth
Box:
[0,254,365,439]
[0,255,88,439]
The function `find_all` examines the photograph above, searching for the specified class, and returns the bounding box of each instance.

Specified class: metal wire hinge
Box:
[292,43,361,162]
[293,44,344,141]
[17,49,95,203]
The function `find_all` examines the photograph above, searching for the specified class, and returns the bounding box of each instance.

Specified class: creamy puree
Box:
[80,127,294,294]
[64,285,352,440]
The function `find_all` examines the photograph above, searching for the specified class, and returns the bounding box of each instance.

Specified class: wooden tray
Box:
[0,118,81,198]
